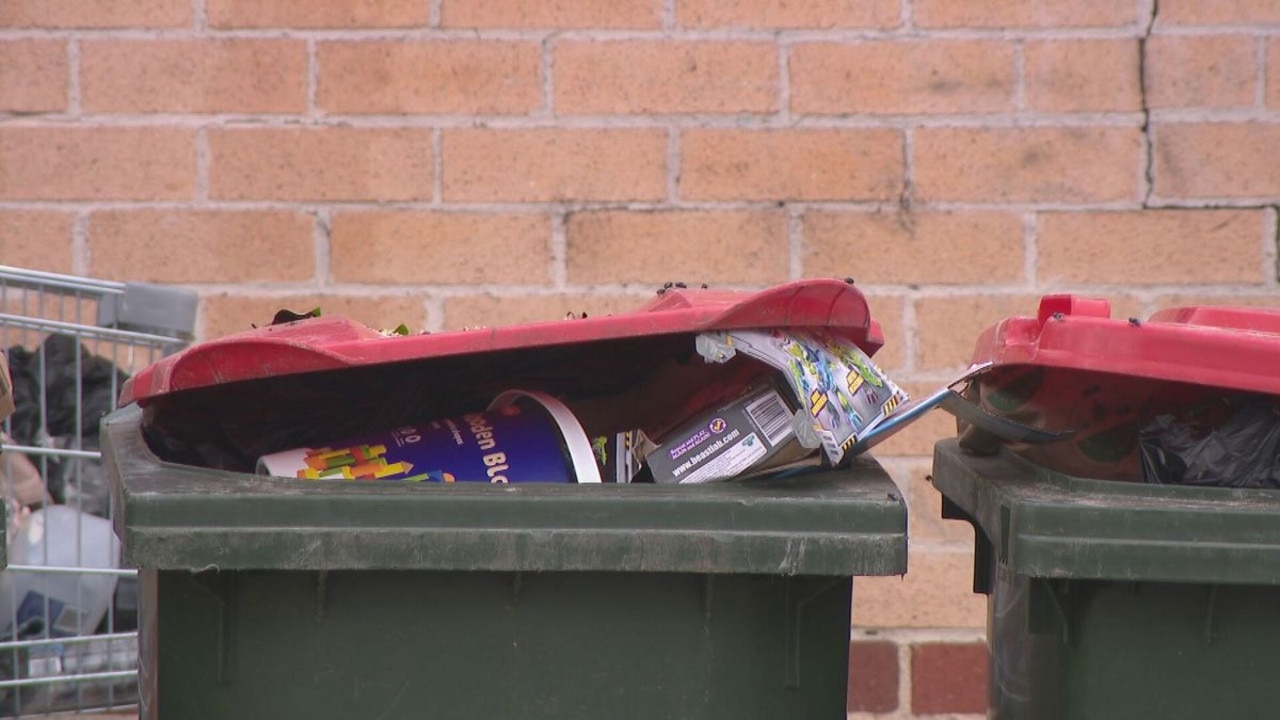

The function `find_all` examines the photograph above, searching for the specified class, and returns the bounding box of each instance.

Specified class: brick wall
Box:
[3,0,1279,716]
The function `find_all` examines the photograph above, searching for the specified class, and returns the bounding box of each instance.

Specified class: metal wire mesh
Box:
[0,266,194,717]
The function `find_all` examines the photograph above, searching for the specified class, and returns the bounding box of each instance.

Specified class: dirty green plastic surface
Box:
[107,405,906,719]
[933,438,1280,720]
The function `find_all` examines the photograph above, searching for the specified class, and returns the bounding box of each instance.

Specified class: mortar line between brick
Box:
[778,40,792,123]
[432,128,443,203]
[16,198,1253,213]
[313,208,331,287]
[666,128,680,202]
[1257,35,1268,108]
[66,38,81,116]
[899,0,913,30]
[899,127,914,215]
[133,282,740,297]
[31,112,1160,129]
[193,0,208,31]
[428,0,441,28]
[194,128,210,202]
[852,627,986,643]
[1013,41,1027,111]
[539,36,554,118]
[550,211,568,289]
[788,209,803,280]
[1023,211,1038,286]
[425,296,445,333]
[304,38,320,119]
[1137,0,1158,207]
[902,295,918,373]
[662,0,676,30]
[1269,206,1280,285]
[896,638,912,716]
[0,27,1172,42]
[71,213,89,276]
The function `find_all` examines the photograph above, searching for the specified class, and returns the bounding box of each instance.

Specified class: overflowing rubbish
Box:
[1139,395,1280,488]
[129,281,1086,489]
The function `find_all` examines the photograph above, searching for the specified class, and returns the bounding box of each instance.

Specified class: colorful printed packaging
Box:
[257,391,602,484]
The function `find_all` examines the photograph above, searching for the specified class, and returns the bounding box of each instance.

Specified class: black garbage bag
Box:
[1139,396,1280,488]
[5,335,128,515]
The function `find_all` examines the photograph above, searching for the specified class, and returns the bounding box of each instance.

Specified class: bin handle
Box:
[488,390,603,484]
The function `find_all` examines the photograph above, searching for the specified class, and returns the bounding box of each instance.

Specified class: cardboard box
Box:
[646,380,814,484]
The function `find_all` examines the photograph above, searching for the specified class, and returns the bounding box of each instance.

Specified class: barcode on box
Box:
[745,390,792,446]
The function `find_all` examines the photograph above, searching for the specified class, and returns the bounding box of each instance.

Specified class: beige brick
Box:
[207,0,426,28]
[790,41,1015,115]
[913,294,1042,371]
[82,40,306,114]
[1270,39,1280,108]
[877,457,975,545]
[209,128,432,201]
[1150,292,1280,313]
[1025,39,1141,113]
[88,210,314,283]
[803,211,1024,285]
[565,211,789,284]
[914,0,1137,28]
[679,0,899,28]
[0,40,67,113]
[852,551,986,628]
[0,212,74,273]
[681,129,902,201]
[201,293,428,341]
[1147,35,1257,109]
[554,41,778,114]
[318,41,541,115]
[1154,123,1280,199]
[0,127,194,201]
[442,129,667,202]
[441,0,660,28]
[443,293,643,330]
[1159,0,1280,25]
[329,212,551,285]
[1039,210,1266,285]
[861,293,906,373]
[914,127,1141,203]
[872,383,959,458]
[0,0,189,28]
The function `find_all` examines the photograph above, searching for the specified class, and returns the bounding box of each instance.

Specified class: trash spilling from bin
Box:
[213,325,919,487]
[123,281,1072,491]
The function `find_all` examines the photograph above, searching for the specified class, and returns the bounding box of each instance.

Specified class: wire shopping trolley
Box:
[0,266,196,716]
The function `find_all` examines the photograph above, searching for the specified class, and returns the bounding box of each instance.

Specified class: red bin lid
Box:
[121,279,883,407]
[972,294,1280,395]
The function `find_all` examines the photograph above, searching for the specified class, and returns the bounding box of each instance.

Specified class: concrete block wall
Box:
[3,0,1279,716]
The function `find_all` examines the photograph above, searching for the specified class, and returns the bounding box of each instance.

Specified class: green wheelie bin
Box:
[931,295,1280,719]
[104,280,909,720]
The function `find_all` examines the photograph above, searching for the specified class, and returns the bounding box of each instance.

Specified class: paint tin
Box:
[256,390,602,484]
